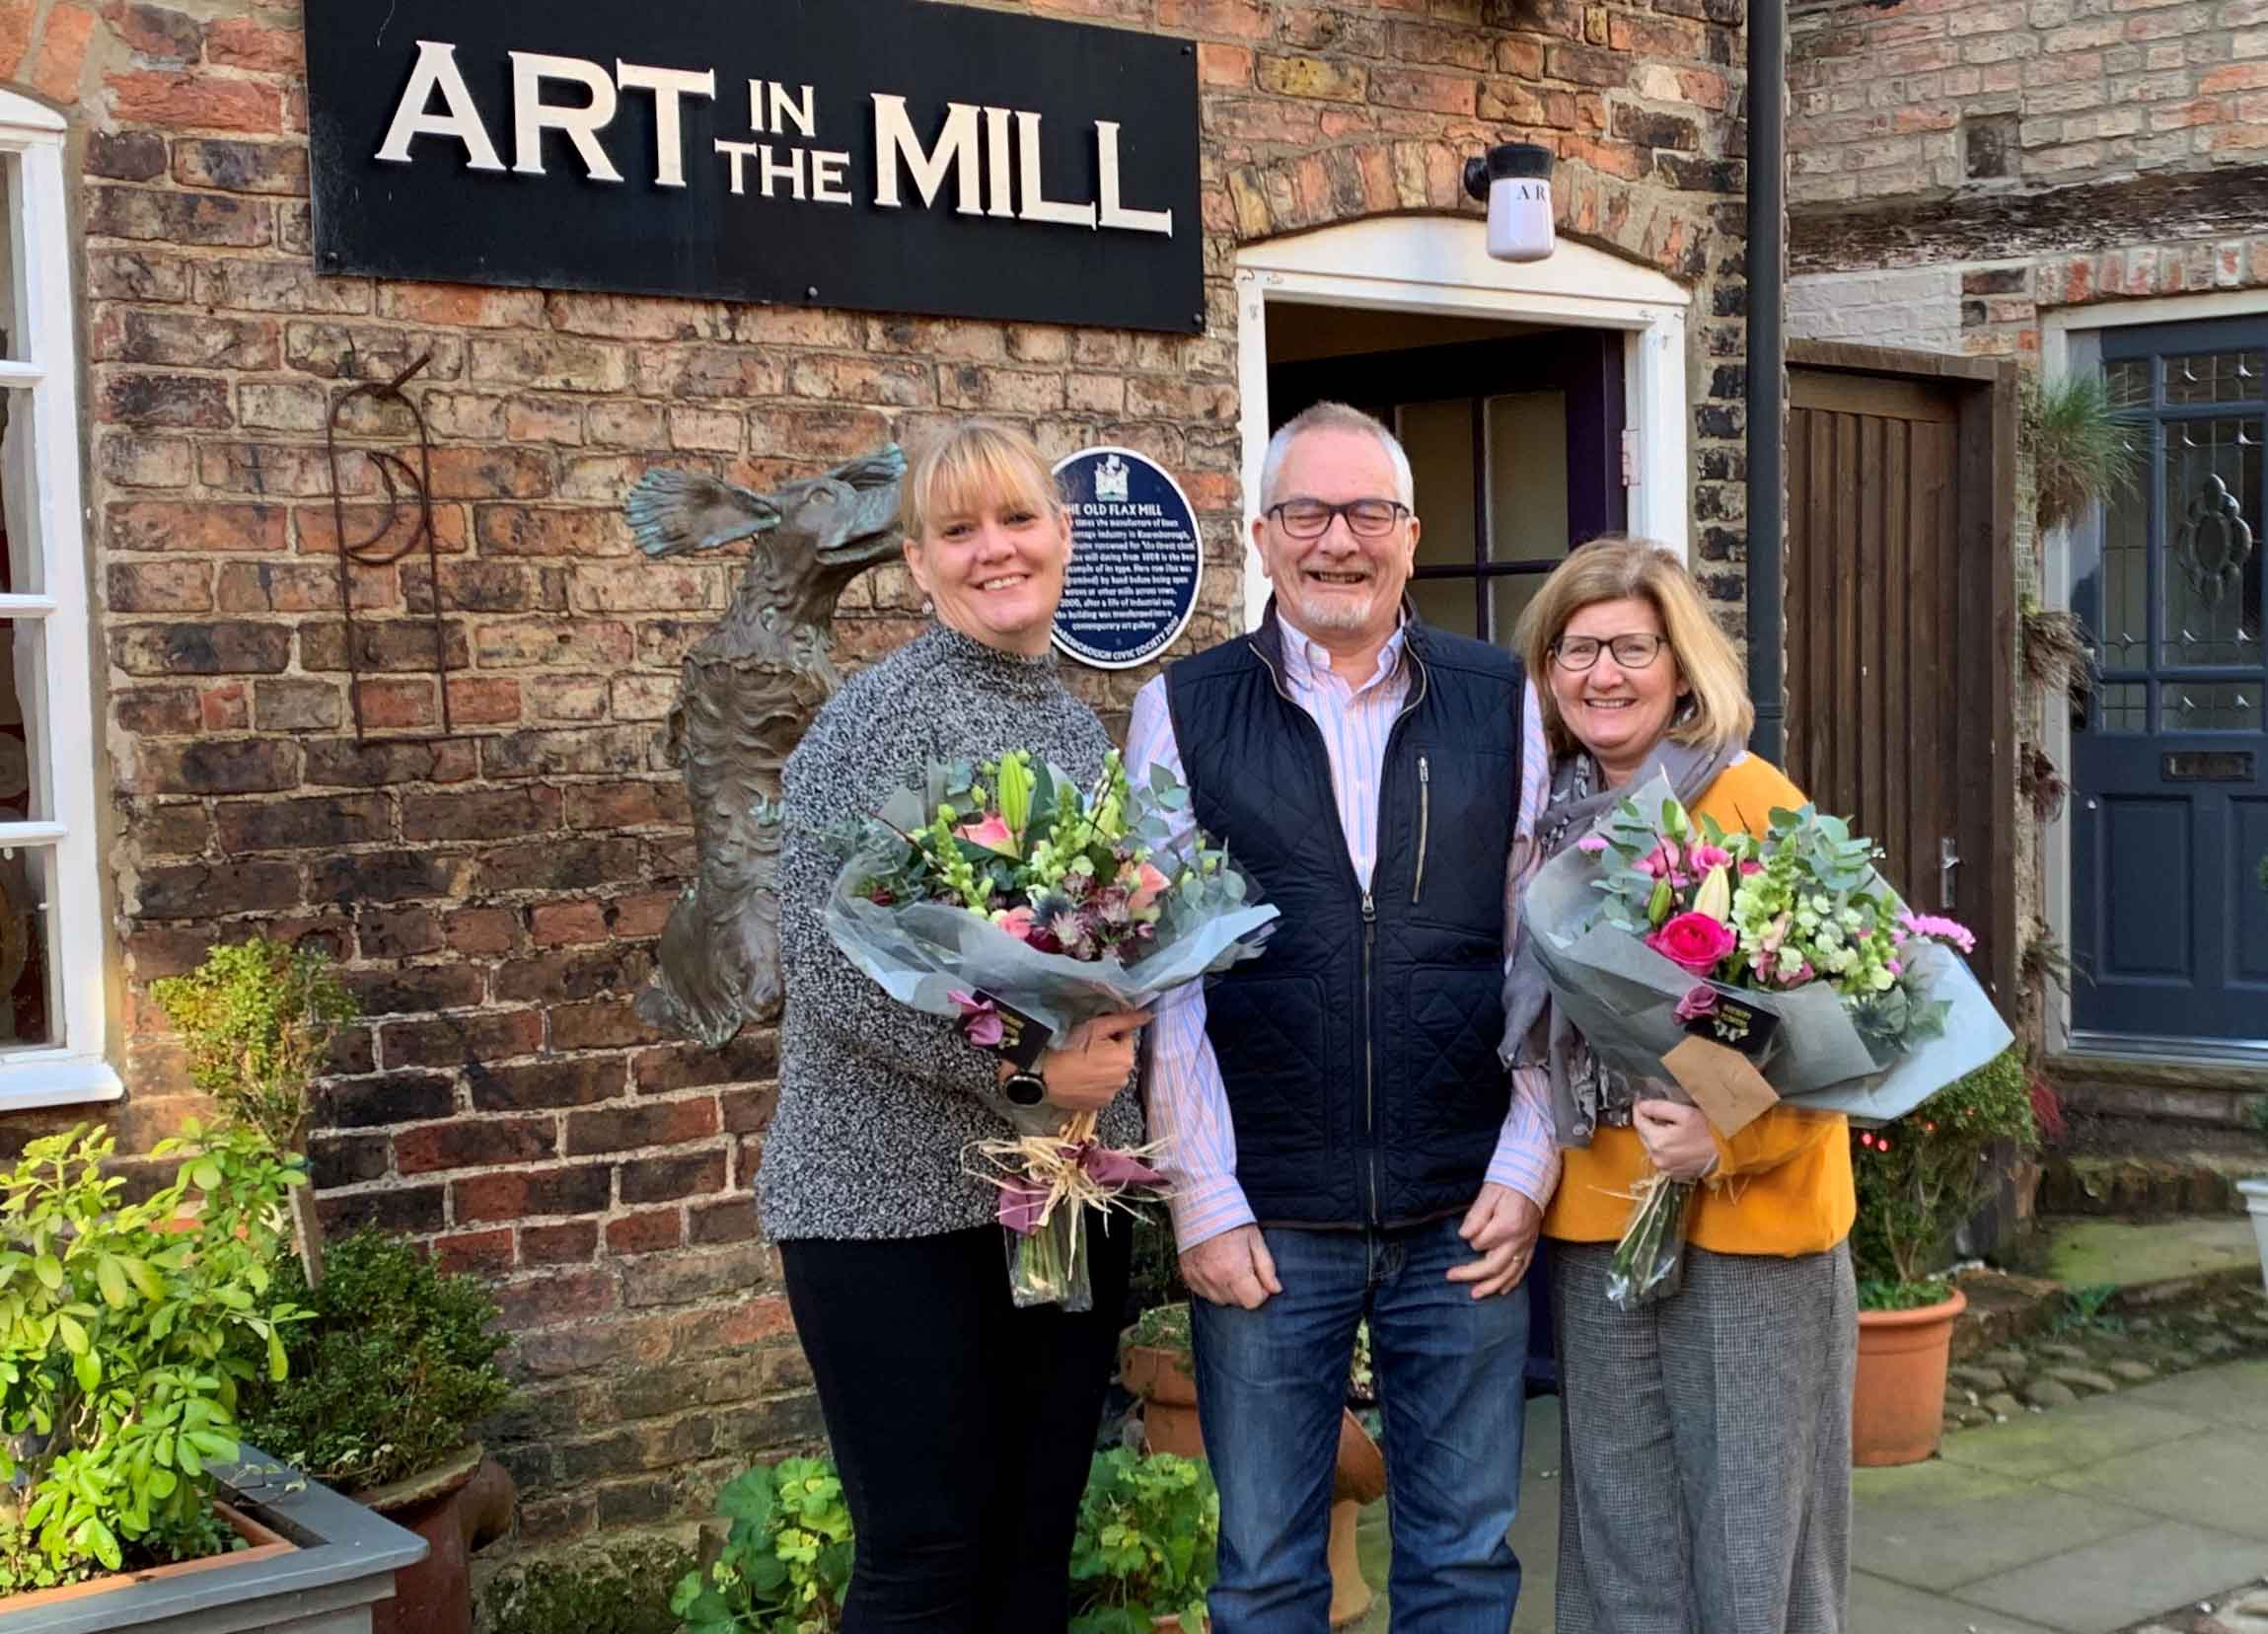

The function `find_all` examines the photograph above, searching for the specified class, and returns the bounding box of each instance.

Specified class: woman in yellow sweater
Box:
[1511,538,1856,1634]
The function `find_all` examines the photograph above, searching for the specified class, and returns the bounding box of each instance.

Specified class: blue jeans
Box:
[1190,1217,1530,1634]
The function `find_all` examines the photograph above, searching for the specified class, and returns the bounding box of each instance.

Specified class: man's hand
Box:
[1447,1183,1543,1300]
[1633,1098,1719,1181]
[1180,1225,1281,1310]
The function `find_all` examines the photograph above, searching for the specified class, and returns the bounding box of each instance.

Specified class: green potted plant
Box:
[1068,1448,1218,1634]
[1120,1301,1201,1459]
[234,1229,516,1634]
[1848,1046,2039,1465]
[671,1456,854,1633]
[0,1123,304,1603]
[151,936,358,1288]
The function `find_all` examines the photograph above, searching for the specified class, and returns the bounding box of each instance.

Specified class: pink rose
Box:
[1127,861,1171,913]
[1646,911,1735,975]
[956,812,1019,854]
[996,906,1037,942]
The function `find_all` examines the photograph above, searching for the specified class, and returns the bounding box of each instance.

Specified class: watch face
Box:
[1005,1073,1047,1106]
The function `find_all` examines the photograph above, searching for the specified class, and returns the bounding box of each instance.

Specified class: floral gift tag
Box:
[1675,979,1782,1061]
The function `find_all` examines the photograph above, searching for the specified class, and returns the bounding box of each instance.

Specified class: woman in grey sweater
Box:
[768,418,1147,1634]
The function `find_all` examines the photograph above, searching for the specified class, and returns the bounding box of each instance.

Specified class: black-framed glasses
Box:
[1267,497,1411,540]
[1551,632,1670,672]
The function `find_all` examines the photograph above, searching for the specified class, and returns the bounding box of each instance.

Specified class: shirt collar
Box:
[1277,607,1408,696]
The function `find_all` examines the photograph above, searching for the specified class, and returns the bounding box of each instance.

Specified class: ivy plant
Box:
[1068,1448,1218,1634]
[0,1123,306,1594]
[670,1458,854,1634]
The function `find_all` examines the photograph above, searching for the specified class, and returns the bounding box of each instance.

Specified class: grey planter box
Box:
[0,1447,428,1634]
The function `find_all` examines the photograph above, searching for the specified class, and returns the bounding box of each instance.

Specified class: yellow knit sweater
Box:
[1539,754,1857,1258]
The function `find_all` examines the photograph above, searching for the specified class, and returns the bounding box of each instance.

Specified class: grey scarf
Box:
[1501,732,1742,1147]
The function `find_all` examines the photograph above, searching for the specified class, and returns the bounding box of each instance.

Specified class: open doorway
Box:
[1267,304,1627,651]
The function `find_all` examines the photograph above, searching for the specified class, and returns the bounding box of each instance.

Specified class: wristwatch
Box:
[1001,1070,1048,1107]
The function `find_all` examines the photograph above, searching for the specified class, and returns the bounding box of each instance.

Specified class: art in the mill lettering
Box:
[307,0,1203,332]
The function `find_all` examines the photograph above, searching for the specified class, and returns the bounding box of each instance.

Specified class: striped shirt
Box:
[1127,616,1562,1250]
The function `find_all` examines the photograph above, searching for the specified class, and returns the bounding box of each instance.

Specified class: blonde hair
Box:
[901,418,1064,544]
[1515,536,1754,755]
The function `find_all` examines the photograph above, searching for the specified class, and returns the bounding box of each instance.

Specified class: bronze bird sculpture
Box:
[622,448,906,1046]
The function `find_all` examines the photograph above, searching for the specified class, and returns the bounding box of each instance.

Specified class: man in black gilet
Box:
[1126,402,1561,1632]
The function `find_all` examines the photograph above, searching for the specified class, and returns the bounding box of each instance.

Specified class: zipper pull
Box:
[1361,889,1375,923]
[1420,757,1430,787]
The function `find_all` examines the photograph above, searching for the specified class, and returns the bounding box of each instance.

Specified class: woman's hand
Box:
[1632,1098,1720,1181]
[1019,1010,1150,1112]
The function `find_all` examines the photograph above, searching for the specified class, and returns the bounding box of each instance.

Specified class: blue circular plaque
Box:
[1051,446,1204,670]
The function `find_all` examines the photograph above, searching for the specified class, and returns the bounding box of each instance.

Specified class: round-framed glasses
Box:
[1266,498,1411,540]
[1551,632,1670,672]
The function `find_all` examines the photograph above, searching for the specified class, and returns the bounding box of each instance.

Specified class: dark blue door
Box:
[2072,319,2268,1045]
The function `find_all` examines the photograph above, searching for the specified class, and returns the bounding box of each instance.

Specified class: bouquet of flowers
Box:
[828,749,1278,1309]
[1510,773,2012,1308]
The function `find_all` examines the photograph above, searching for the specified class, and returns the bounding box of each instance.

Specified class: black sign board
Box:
[305,0,1204,333]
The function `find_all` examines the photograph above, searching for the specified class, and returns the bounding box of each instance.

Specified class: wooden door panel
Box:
[1785,358,2015,1017]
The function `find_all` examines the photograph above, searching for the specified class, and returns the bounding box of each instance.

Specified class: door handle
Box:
[1939,837,1961,911]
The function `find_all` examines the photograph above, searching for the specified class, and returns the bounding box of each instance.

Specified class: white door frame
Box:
[2039,286,2268,1056]
[1234,216,1692,631]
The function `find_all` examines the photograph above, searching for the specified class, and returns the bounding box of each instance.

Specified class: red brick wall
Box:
[5,0,1750,1545]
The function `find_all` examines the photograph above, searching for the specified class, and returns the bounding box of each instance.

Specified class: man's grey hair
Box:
[1259,401,1416,511]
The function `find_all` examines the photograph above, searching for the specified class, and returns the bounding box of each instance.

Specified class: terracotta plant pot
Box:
[1852,1287,1967,1467]
[1122,1342,1204,1460]
[356,1443,516,1634]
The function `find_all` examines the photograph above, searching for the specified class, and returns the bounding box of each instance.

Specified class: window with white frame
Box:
[0,92,119,1104]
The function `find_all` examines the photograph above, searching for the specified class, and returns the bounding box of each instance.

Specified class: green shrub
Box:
[481,1540,693,1634]
[149,937,357,1155]
[1125,1300,1191,1354]
[236,1228,513,1493]
[0,1123,307,1594]
[1851,1045,2037,1305]
[1068,1448,1218,1634]
[671,1458,853,1634]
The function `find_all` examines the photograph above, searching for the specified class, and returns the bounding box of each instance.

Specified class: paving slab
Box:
[2111,1358,2268,1432]
[1936,1393,2215,1479]
[2046,1218,2261,1292]
[1851,1457,2160,1593]
[1849,1569,2063,1634]
[2037,1426,2268,1541]
[1951,1519,2268,1634]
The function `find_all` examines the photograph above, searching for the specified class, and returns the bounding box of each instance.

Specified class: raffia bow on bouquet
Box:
[1505,772,2013,1311]
[827,748,1279,1309]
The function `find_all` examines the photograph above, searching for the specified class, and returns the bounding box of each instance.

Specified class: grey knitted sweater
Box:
[762,623,1145,1241]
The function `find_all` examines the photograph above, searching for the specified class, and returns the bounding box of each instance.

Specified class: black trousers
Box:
[779,1220,1134,1634]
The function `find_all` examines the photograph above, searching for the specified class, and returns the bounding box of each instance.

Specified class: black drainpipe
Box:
[1745,0,1788,763]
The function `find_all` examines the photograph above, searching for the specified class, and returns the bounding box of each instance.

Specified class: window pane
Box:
[1486,393,1569,565]
[1492,573,1548,653]
[0,154,21,364]
[2162,349,2265,407]
[0,843,56,1052]
[0,618,40,823]
[2105,357,2152,410]
[2162,681,2258,732]
[2098,443,2150,671]
[2097,681,2147,732]
[1,390,44,596]
[1400,400,1478,570]
[2159,417,2261,668]
[1409,575,1477,637]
